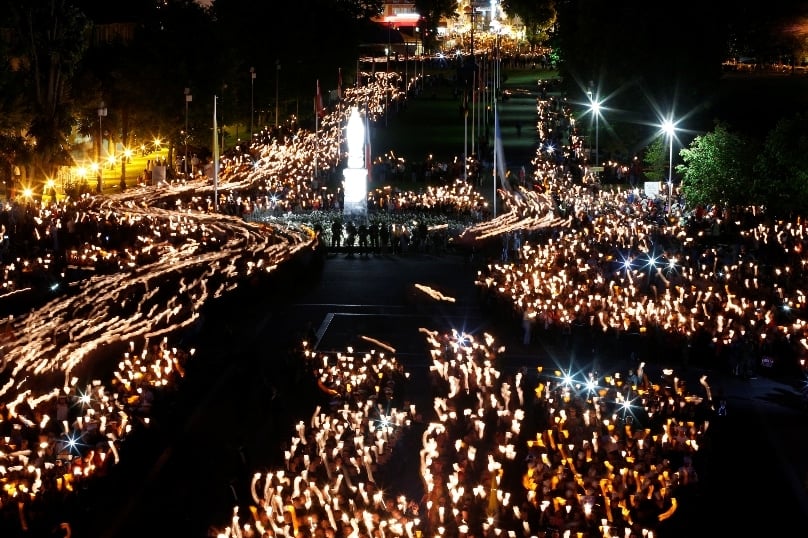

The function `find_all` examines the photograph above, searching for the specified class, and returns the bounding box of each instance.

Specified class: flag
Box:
[493,101,510,192]
[337,68,343,99]
[462,91,468,117]
[316,79,325,118]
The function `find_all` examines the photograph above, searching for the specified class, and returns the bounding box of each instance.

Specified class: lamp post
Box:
[275,59,280,127]
[184,87,192,176]
[97,102,107,193]
[464,5,477,159]
[588,96,601,166]
[250,67,256,140]
[661,118,676,214]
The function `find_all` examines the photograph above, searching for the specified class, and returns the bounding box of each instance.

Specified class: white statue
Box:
[346,107,365,170]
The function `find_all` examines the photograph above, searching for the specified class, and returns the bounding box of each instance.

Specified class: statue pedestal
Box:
[342,167,367,219]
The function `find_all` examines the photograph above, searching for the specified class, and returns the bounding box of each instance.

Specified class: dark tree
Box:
[501,0,557,46]
[2,0,92,182]
[755,113,808,217]
[553,0,731,158]
[73,0,220,179]
[414,0,458,52]
[213,0,378,129]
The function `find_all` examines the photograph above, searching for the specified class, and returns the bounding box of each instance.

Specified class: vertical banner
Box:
[494,102,508,191]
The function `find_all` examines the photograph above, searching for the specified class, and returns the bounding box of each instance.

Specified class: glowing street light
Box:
[45,178,56,202]
[660,117,677,214]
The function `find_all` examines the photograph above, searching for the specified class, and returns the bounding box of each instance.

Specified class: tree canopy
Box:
[677,122,758,211]
[414,0,457,51]
[754,113,808,217]
[0,0,92,181]
[500,0,557,46]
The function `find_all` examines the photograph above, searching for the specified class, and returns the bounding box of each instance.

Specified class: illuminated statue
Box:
[343,106,368,219]
[346,107,365,169]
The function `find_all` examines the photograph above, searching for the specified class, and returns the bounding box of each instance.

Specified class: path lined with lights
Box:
[2,55,805,538]
[0,69,489,529]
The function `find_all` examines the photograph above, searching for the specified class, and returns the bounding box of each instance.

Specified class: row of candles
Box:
[0,69,497,528]
[0,338,193,524]
[213,325,711,538]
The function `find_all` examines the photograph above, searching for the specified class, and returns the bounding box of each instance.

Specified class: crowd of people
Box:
[213,327,713,538]
[0,188,317,533]
[0,49,804,538]
[469,91,808,381]
[0,69,502,534]
[0,341,192,534]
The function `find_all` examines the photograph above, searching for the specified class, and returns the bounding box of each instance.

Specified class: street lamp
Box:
[661,118,676,214]
[97,102,107,193]
[45,178,56,203]
[250,67,256,140]
[184,87,192,176]
[464,5,479,157]
[275,59,280,127]
[589,97,601,166]
[121,147,132,190]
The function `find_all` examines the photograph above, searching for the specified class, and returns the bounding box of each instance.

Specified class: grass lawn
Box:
[371,68,559,171]
[370,79,466,167]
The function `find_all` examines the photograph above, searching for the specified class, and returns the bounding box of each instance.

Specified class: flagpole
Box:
[471,62,475,163]
[314,95,319,181]
[493,95,497,219]
[213,95,219,213]
[463,91,468,182]
[365,98,371,184]
[316,79,327,176]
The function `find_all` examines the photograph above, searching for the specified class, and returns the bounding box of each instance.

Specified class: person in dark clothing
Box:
[345,221,357,256]
[330,219,342,248]
[379,222,390,254]
[357,223,369,255]
[368,222,380,254]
